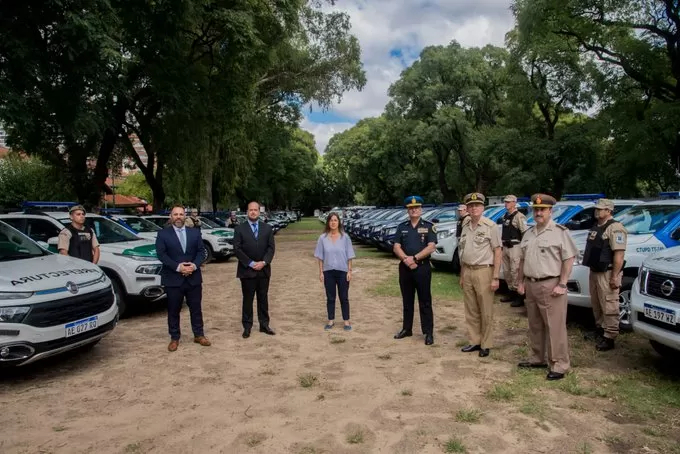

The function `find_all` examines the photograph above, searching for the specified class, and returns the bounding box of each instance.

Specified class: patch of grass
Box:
[513,345,528,357]
[260,367,276,376]
[487,384,516,401]
[557,374,586,396]
[124,443,142,453]
[575,441,593,454]
[444,437,467,453]
[329,337,346,344]
[455,408,482,423]
[401,389,413,396]
[377,353,392,360]
[439,324,457,333]
[298,373,319,388]
[278,233,321,241]
[245,432,267,447]
[285,218,322,231]
[370,269,463,299]
[353,246,394,259]
[346,428,365,444]
[519,398,547,420]
[52,425,67,432]
[593,372,680,420]
[504,317,526,330]
[455,339,469,348]
[642,426,663,437]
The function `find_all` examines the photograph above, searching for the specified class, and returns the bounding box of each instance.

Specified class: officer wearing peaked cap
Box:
[517,193,578,380]
[458,192,502,357]
[393,195,437,346]
[501,195,528,307]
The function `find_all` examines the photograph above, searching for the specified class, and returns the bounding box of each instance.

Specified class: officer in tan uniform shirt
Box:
[458,192,502,357]
[517,194,578,380]
[582,198,627,351]
[500,195,528,307]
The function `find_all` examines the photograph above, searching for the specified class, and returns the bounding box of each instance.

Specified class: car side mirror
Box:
[671,228,680,241]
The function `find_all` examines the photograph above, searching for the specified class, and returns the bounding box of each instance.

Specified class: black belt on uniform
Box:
[525,276,559,282]
[503,241,519,248]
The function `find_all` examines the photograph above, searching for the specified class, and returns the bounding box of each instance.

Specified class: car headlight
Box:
[387,228,397,235]
[115,253,158,262]
[574,249,584,266]
[437,228,455,240]
[639,265,649,294]
[136,264,162,275]
[0,306,31,323]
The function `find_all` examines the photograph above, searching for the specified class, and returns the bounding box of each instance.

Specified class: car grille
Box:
[23,288,115,328]
[643,272,680,303]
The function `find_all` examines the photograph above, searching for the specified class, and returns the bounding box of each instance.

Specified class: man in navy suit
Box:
[156,205,211,351]
[233,201,276,338]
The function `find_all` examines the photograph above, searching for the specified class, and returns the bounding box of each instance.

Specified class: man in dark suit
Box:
[156,205,211,351]
[234,201,276,338]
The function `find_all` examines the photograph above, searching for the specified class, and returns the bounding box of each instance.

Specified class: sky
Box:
[301,0,516,154]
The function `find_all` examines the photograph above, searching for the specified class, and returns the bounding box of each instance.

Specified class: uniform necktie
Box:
[178,228,187,253]
[252,222,258,239]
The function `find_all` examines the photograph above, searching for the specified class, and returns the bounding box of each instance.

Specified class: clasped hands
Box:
[403,256,418,270]
[251,261,266,271]
[179,262,196,276]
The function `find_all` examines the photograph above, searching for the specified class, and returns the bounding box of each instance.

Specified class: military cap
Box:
[69,204,86,214]
[404,195,424,208]
[531,193,557,208]
[504,194,517,202]
[464,192,485,205]
[594,198,614,211]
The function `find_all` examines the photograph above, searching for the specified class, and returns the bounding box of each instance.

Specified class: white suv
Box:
[0,211,166,316]
[0,220,118,367]
[631,246,680,360]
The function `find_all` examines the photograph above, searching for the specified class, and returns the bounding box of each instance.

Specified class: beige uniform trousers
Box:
[525,277,570,374]
[463,265,495,349]
[589,270,620,339]
[502,245,522,291]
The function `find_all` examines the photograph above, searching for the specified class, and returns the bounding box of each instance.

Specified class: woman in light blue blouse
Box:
[314,212,356,331]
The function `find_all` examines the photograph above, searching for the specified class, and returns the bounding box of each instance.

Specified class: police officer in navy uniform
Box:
[57,204,100,263]
[393,195,437,345]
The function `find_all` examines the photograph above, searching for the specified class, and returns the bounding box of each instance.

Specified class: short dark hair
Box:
[170,204,185,214]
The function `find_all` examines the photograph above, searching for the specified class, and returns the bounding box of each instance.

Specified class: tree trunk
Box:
[200,165,213,212]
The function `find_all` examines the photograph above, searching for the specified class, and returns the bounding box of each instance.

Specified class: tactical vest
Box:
[456,215,468,239]
[501,211,522,246]
[66,224,94,262]
[583,219,617,272]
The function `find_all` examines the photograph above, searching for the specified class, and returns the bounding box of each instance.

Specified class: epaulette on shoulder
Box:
[421,219,433,225]
[481,217,495,226]
[462,216,472,225]
[555,223,568,231]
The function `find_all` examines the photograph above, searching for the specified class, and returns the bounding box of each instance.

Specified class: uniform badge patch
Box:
[417,228,428,233]
[432,224,437,233]
[615,232,625,244]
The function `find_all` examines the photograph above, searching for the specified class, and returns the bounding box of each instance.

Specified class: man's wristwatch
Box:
[558,283,567,289]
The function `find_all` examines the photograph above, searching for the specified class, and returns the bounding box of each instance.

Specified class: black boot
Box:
[596,337,615,351]
[500,291,516,303]
[510,294,525,307]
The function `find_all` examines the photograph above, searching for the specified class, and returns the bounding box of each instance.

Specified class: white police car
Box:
[0,220,118,367]
[567,196,680,331]
[0,203,165,316]
[631,246,680,360]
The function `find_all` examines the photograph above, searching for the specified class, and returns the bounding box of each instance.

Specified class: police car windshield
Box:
[616,205,680,234]
[526,205,571,224]
[60,217,141,243]
[122,216,162,233]
[0,221,47,261]
[483,206,504,219]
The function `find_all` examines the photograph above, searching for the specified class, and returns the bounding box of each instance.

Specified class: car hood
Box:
[1,254,103,291]
[643,246,680,274]
[573,232,655,249]
[100,240,159,258]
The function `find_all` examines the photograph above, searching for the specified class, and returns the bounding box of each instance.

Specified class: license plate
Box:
[65,316,98,337]
[643,303,676,325]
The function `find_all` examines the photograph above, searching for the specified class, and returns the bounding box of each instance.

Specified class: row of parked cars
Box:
[0,202,300,368]
[339,193,680,359]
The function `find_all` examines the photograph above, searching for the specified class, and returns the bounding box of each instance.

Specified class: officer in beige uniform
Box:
[517,194,578,380]
[500,195,528,307]
[582,198,627,351]
[458,192,502,357]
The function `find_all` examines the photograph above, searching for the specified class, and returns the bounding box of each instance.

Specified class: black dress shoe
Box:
[478,348,490,357]
[596,337,615,351]
[510,297,525,308]
[394,329,413,339]
[260,326,276,335]
[500,292,516,302]
[461,344,481,353]
[518,361,547,368]
[425,334,434,345]
[242,329,251,339]
[546,371,565,381]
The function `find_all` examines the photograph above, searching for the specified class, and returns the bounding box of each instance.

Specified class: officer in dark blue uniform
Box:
[393,195,437,345]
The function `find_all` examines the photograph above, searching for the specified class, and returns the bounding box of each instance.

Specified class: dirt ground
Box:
[1,226,679,454]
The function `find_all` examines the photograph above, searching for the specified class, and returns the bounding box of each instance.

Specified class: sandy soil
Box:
[0,229,677,454]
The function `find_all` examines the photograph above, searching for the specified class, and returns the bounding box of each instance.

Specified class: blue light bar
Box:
[561,193,605,201]
[516,196,531,202]
[22,201,78,208]
[658,191,680,199]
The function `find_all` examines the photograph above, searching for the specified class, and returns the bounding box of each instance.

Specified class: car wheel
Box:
[649,340,680,361]
[619,283,633,333]
[203,242,213,263]
[111,277,127,317]
[452,249,461,274]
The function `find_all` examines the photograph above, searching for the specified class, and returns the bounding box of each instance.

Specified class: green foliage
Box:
[0,155,76,207]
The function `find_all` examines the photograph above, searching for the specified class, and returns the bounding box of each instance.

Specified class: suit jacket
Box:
[155,226,206,287]
[233,220,275,279]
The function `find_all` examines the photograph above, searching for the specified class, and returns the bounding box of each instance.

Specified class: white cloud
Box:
[300,117,355,155]
[301,0,516,152]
